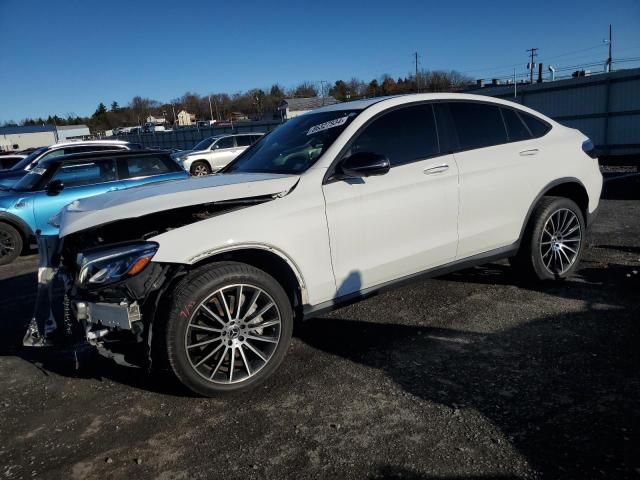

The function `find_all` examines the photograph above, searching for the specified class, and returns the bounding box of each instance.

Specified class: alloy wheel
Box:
[540,208,582,275]
[193,164,209,176]
[184,284,282,384]
[0,230,16,259]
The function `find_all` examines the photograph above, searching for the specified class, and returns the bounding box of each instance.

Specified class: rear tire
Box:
[190,161,211,176]
[0,222,22,266]
[511,196,585,281]
[164,262,293,396]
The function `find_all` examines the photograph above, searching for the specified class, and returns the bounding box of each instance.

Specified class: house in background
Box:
[56,124,90,142]
[277,96,341,119]
[146,114,166,126]
[177,110,196,126]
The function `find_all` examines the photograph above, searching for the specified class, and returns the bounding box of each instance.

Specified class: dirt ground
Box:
[1,178,638,479]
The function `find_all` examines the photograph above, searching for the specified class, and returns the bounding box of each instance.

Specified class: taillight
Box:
[582,139,597,158]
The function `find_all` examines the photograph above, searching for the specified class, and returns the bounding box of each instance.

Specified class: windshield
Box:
[10,147,46,171]
[192,137,217,151]
[225,110,360,174]
[11,166,48,192]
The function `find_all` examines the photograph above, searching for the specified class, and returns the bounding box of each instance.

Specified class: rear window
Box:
[449,102,508,151]
[520,112,551,138]
[501,108,531,142]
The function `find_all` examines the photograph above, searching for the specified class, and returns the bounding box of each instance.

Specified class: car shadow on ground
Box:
[297,261,640,478]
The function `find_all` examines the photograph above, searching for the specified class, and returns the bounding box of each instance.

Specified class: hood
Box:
[58,172,299,237]
[0,169,26,188]
[174,149,204,158]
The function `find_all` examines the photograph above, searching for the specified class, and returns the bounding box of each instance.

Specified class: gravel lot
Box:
[1,178,638,480]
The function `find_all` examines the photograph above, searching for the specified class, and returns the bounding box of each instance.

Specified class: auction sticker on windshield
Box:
[307,116,349,136]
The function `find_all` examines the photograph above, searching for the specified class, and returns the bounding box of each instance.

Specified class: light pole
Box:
[208,95,214,122]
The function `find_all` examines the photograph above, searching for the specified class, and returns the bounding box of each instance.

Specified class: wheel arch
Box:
[518,177,590,242]
[0,211,35,248]
[189,244,308,320]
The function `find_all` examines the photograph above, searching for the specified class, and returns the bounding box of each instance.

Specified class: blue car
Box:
[0,149,188,265]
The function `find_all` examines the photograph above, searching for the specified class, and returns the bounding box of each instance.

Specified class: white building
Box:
[146,114,166,125]
[177,110,196,126]
[56,124,90,142]
[277,96,340,119]
[0,125,57,151]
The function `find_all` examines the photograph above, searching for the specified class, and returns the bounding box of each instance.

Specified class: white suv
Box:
[27,93,602,396]
[174,133,264,176]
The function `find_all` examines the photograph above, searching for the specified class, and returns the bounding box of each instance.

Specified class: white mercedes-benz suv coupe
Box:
[173,133,264,176]
[27,93,602,396]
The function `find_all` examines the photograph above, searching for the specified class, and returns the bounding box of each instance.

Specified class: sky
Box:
[1,0,639,123]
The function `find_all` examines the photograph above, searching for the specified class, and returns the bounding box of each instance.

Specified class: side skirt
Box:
[302,243,519,320]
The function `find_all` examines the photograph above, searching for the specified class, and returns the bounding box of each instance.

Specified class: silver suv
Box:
[173,133,264,176]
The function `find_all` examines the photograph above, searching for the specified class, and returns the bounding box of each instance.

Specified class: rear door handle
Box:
[424,164,449,175]
[519,148,539,156]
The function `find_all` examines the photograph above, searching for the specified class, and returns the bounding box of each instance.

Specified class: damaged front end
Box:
[23,193,278,368]
[23,233,182,367]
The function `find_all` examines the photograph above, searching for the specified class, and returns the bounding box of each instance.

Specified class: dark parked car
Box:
[0,140,142,188]
[0,154,26,170]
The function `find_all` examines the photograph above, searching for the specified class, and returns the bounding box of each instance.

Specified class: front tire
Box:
[0,222,22,266]
[511,196,585,281]
[164,262,293,396]
[190,161,211,176]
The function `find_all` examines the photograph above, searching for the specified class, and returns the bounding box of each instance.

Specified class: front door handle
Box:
[424,164,449,175]
[519,148,539,156]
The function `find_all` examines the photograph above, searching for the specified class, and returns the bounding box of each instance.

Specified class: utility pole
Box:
[319,80,328,105]
[513,68,517,98]
[606,24,613,72]
[414,51,420,91]
[526,48,538,84]
[208,95,214,122]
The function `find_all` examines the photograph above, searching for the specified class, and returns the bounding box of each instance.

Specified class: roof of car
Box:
[310,93,556,123]
[50,139,132,148]
[37,149,169,167]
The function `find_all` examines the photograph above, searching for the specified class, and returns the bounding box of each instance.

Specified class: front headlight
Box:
[77,242,159,287]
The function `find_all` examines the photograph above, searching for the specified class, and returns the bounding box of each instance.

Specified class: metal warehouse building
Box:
[56,124,90,142]
[0,124,92,151]
[0,125,58,151]
[466,67,640,157]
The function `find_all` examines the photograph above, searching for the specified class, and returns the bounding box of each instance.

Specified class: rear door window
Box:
[501,108,532,142]
[348,104,440,167]
[235,135,254,147]
[449,102,508,151]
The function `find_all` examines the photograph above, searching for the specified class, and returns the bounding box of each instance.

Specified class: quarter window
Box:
[520,112,551,138]
[501,108,531,142]
[50,160,117,188]
[348,105,440,167]
[449,102,508,151]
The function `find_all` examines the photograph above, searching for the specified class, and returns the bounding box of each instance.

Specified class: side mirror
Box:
[46,179,64,195]
[339,152,390,178]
